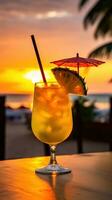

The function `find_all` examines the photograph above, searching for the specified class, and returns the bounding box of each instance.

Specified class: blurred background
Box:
[0,0,112,159]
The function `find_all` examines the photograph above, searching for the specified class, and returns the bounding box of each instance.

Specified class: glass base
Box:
[35,164,71,175]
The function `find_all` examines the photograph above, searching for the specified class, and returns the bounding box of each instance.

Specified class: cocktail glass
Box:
[31,82,73,174]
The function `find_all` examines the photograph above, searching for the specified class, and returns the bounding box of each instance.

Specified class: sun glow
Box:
[24,70,51,83]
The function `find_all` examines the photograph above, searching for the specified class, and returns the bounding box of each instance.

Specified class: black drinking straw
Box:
[31,35,47,85]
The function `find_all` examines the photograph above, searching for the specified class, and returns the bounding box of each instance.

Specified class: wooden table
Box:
[0,152,112,200]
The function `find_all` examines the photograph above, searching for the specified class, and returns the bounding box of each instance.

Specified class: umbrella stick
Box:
[77,53,79,74]
[31,35,47,85]
[77,63,79,74]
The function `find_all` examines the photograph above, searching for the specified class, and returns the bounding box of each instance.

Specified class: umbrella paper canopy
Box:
[51,53,105,74]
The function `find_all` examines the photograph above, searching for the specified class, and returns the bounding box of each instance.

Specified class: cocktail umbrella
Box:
[51,53,105,74]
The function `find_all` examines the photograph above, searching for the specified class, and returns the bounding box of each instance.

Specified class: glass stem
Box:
[49,145,57,165]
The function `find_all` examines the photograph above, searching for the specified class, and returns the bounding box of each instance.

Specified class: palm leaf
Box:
[82,0,112,28]
[78,0,90,10]
[95,8,112,38]
[88,42,112,58]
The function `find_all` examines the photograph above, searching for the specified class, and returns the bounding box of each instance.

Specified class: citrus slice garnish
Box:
[51,67,87,95]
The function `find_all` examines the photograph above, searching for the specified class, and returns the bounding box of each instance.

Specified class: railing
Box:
[0,96,112,159]
[0,96,6,160]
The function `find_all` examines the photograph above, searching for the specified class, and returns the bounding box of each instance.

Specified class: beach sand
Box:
[5,120,109,160]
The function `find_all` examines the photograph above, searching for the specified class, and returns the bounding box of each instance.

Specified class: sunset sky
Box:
[0,0,112,94]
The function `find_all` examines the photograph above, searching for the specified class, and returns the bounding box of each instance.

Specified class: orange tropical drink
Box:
[31,82,72,145]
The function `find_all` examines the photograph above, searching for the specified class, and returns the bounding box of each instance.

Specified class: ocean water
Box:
[5,94,33,109]
[5,93,112,111]
[70,93,112,122]
[88,93,112,111]
[2,93,111,123]
[70,93,112,111]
